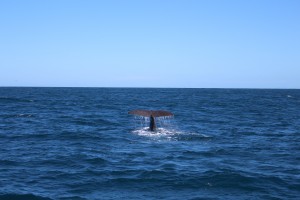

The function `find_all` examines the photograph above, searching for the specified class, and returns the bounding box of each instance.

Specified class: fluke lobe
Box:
[128,110,174,131]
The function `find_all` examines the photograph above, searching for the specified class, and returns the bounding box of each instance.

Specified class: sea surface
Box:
[0,87,299,200]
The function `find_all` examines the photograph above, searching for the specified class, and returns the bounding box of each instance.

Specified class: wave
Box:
[1,114,34,118]
[0,97,34,103]
[68,118,120,127]
[103,169,292,193]
[0,193,52,200]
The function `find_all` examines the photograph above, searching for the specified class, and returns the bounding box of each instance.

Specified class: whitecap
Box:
[131,127,211,142]
[132,127,180,137]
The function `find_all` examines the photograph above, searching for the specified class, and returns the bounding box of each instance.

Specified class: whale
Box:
[128,110,174,131]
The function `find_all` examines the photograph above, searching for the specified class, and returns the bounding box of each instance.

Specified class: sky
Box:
[0,0,299,88]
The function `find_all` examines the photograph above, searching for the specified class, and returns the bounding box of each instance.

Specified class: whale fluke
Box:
[128,110,173,131]
[128,110,173,117]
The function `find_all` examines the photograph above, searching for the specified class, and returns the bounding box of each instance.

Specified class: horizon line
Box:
[0,86,299,90]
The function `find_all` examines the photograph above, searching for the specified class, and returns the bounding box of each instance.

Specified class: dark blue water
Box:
[0,88,299,200]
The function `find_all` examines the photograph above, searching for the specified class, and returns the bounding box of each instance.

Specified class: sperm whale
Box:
[128,110,174,131]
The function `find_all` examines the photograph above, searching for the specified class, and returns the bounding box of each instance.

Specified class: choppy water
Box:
[0,87,299,200]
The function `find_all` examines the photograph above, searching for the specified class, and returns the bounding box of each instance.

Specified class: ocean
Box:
[0,87,299,200]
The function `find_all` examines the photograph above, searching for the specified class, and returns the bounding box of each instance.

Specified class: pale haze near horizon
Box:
[0,0,299,88]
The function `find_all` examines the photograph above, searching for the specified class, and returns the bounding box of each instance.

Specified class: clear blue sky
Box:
[0,0,299,88]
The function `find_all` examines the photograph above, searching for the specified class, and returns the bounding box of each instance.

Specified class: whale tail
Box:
[128,110,174,131]
[128,110,173,117]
